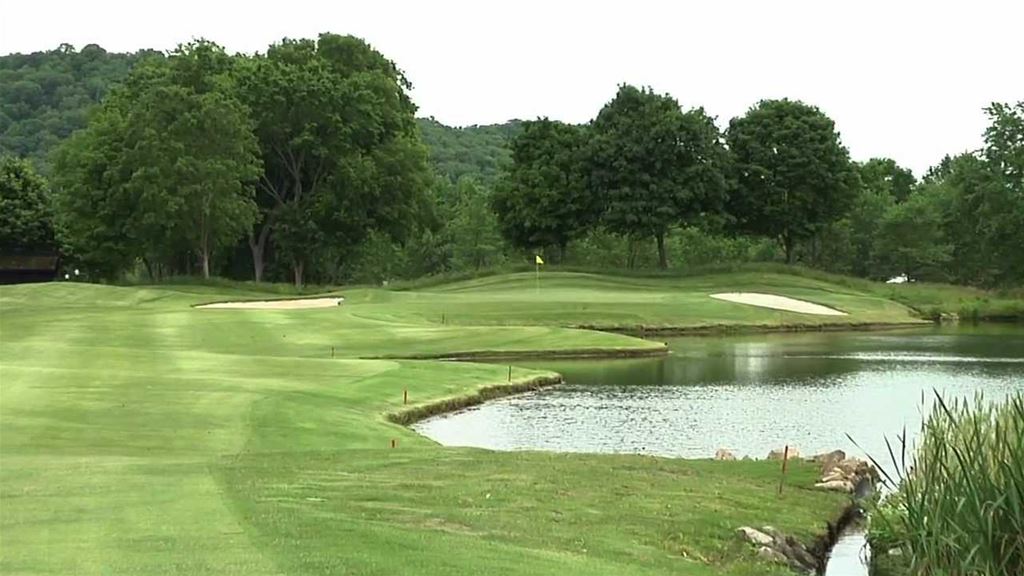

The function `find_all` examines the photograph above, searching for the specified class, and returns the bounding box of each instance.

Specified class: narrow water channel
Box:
[414,325,1024,574]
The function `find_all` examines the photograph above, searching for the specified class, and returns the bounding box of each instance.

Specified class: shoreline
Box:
[387,373,564,426]
[373,344,669,361]
[576,320,932,337]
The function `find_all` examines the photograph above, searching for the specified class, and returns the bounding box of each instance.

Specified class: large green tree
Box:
[52,41,259,279]
[873,184,953,281]
[588,85,729,268]
[939,102,1024,285]
[726,99,857,263]
[238,33,429,285]
[0,156,55,251]
[492,119,594,259]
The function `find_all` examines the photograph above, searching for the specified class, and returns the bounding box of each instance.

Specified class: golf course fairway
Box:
[0,271,922,575]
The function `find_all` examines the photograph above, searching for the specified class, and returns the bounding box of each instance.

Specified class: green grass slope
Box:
[363,270,926,331]
[0,272,875,575]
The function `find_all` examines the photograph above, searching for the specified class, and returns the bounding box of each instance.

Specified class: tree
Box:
[935,104,1024,286]
[726,99,857,263]
[588,85,729,268]
[122,84,259,278]
[492,119,594,260]
[858,158,916,203]
[873,185,952,281]
[0,156,55,251]
[238,33,428,285]
[52,41,259,279]
[450,178,505,270]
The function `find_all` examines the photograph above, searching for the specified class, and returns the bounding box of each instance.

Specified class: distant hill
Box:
[0,45,520,184]
[0,44,160,172]
[416,117,522,185]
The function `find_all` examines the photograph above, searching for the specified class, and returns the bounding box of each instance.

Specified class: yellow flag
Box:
[535,255,544,265]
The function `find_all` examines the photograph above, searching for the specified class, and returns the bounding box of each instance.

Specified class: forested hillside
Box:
[416,117,521,184]
[0,45,160,172]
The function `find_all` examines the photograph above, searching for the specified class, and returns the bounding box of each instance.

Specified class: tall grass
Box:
[866,392,1024,575]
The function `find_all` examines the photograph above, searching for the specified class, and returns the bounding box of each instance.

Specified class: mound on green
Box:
[1,273,865,575]
[356,270,926,332]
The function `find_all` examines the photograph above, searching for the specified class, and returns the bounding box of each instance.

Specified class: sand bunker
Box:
[196,297,343,310]
[709,293,847,316]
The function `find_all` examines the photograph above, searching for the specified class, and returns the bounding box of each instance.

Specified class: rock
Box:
[809,449,845,471]
[756,545,787,563]
[767,447,801,460]
[784,537,818,570]
[736,526,774,546]
[820,468,847,483]
[760,525,783,540]
[836,457,870,477]
[814,479,855,493]
[714,448,736,461]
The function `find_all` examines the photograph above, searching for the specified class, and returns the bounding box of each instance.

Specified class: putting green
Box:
[1,271,912,575]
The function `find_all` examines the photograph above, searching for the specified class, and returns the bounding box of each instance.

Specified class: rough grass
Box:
[866,393,1024,576]
[0,271,886,575]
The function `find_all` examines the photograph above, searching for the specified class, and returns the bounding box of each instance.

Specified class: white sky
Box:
[2,0,1021,175]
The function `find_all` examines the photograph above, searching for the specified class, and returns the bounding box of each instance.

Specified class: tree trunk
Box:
[558,241,567,264]
[656,232,668,269]
[200,249,211,279]
[142,257,156,281]
[293,260,304,288]
[783,232,794,264]
[248,223,271,283]
[627,238,637,269]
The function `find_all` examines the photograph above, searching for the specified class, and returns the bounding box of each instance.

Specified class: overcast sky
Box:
[3,0,1021,175]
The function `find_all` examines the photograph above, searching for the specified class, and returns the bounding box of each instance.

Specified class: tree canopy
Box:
[588,85,729,268]
[238,33,430,285]
[492,119,594,258]
[726,99,857,263]
[52,41,260,279]
[0,156,55,251]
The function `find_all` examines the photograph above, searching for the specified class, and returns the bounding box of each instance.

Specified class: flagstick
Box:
[535,261,539,294]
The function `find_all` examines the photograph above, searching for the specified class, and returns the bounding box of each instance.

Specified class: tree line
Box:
[492,89,1023,285]
[1,38,1021,287]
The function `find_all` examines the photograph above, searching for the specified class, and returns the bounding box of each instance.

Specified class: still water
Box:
[414,326,1024,575]
[415,326,1024,462]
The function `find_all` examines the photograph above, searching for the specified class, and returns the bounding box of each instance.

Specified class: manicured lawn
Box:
[0,271,892,575]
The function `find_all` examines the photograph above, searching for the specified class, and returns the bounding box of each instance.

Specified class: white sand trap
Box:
[196,297,343,310]
[709,293,847,316]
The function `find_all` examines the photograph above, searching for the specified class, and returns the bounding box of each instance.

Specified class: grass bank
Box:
[0,270,898,575]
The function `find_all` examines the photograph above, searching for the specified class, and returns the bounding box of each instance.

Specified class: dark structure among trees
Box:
[0,253,60,284]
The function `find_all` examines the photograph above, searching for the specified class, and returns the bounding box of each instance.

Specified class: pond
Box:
[415,325,1024,462]
[413,325,1024,575]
